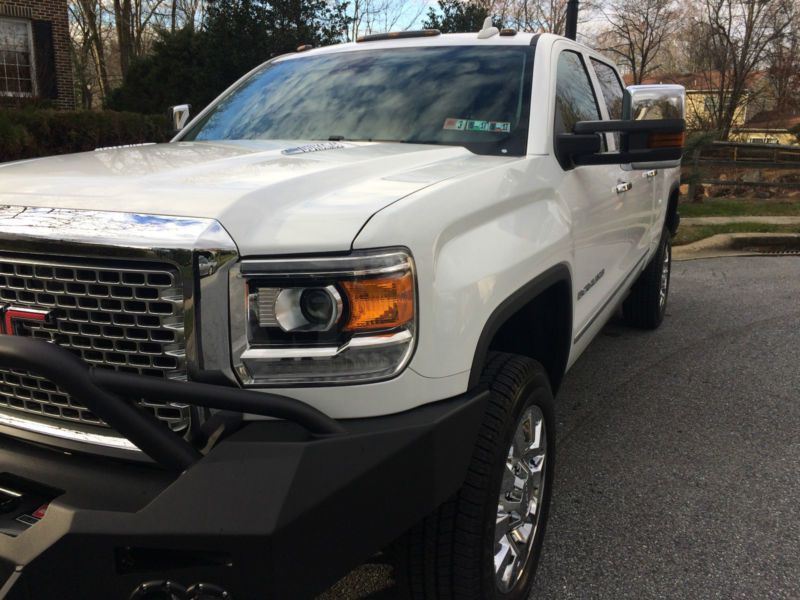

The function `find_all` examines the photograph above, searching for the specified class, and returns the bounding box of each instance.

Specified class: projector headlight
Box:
[230,249,416,385]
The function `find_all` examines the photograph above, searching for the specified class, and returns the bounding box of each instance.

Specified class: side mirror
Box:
[555,84,686,170]
[168,104,191,132]
[623,84,685,169]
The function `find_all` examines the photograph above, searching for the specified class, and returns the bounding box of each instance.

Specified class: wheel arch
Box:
[469,263,573,394]
[665,182,681,236]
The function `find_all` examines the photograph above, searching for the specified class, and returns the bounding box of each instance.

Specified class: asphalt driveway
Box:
[322,256,800,599]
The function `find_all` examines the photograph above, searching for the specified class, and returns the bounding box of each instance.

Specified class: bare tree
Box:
[69,0,112,99]
[652,0,706,73]
[490,0,597,36]
[492,0,568,34]
[70,0,206,105]
[69,3,96,108]
[177,0,206,30]
[346,0,427,40]
[692,0,793,138]
[597,0,679,84]
[164,0,205,32]
[113,0,166,75]
[766,11,800,113]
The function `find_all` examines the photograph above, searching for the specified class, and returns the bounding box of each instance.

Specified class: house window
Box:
[0,18,36,97]
[703,95,717,115]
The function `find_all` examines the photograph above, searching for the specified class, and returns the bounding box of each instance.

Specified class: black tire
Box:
[392,352,555,600]
[623,227,672,330]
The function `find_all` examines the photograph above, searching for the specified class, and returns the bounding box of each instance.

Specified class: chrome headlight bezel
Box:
[230,248,417,387]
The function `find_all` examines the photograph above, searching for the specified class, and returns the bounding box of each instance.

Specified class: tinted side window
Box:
[554,51,601,136]
[591,59,624,119]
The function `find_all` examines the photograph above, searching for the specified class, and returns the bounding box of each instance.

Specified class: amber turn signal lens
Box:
[341,272,414,332]
[648,132,685,149]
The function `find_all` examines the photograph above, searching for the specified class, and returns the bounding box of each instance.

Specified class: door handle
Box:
[644,170,658,178]
[615,182,632,194]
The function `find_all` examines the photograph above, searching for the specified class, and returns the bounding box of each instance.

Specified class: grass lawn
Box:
[674,222,800,246]
[678,199,800,218]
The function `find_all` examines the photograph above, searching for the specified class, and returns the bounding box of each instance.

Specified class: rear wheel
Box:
[393,352,555,599]
[623,227,671,329]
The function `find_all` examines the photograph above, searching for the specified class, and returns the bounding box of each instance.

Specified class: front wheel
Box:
[623,227,672,329]
[392,353,555,599]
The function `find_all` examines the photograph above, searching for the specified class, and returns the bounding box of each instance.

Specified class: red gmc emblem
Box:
[0,306,51,336]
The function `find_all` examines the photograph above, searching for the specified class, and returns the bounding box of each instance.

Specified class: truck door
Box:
[588,57,657,268]
[551,48,634,339]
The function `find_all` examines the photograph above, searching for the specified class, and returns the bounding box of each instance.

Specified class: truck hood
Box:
[0,140,510,255]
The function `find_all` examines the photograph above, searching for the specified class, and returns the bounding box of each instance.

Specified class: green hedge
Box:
[0,108,172,163]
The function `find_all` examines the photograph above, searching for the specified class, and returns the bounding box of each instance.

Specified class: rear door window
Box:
[591,59,625,148]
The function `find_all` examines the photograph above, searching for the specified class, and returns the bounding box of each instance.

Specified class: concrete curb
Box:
[674,233,800,261]
[681,216,800,226]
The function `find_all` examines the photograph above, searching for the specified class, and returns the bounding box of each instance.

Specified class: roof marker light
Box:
[357,30,441,43]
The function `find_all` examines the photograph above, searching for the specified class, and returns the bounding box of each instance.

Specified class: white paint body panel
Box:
[0,141,500,256]
[0,33,680,419]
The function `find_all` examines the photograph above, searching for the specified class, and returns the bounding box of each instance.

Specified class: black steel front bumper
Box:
[0,337,489,599]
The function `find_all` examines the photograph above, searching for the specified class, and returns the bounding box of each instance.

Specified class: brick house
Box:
[0,0,74,109]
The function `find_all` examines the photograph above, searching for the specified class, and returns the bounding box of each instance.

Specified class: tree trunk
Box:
[114,0,133,76]
[78,0,111,99]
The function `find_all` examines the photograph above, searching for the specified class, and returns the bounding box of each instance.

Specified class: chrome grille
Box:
[0,256,190,432]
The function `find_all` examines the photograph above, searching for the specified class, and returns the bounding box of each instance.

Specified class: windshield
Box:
[182,46,534,156]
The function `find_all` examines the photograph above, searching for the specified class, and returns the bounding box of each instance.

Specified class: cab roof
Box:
[277,32,568,63]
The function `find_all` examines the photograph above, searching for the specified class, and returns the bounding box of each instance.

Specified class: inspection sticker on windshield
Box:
[443,118,511,133]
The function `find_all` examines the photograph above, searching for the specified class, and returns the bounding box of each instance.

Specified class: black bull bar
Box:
[0,335,347,470]
[0,336,488,599]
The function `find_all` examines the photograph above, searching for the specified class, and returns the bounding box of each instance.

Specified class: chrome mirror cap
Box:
[624,84,685,122]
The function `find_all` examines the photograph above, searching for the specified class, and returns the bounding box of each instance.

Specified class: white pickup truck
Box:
[0,27,683,600]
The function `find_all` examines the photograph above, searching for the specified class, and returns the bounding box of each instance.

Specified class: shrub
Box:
[682,130,721,163]
[105,27,215,115]
[0,108,171,163]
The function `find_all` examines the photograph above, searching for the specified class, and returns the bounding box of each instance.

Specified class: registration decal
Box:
[443,119,511,133]
[487,121,512,133]
[443,118,467,131]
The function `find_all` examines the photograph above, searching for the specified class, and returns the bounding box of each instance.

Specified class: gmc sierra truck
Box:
[0,24,684,600]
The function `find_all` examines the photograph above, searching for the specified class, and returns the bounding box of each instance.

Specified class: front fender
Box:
[353,157,573,380]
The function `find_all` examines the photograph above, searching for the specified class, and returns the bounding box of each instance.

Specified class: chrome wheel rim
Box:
[659,242,671,309]
[494,405,547,593]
